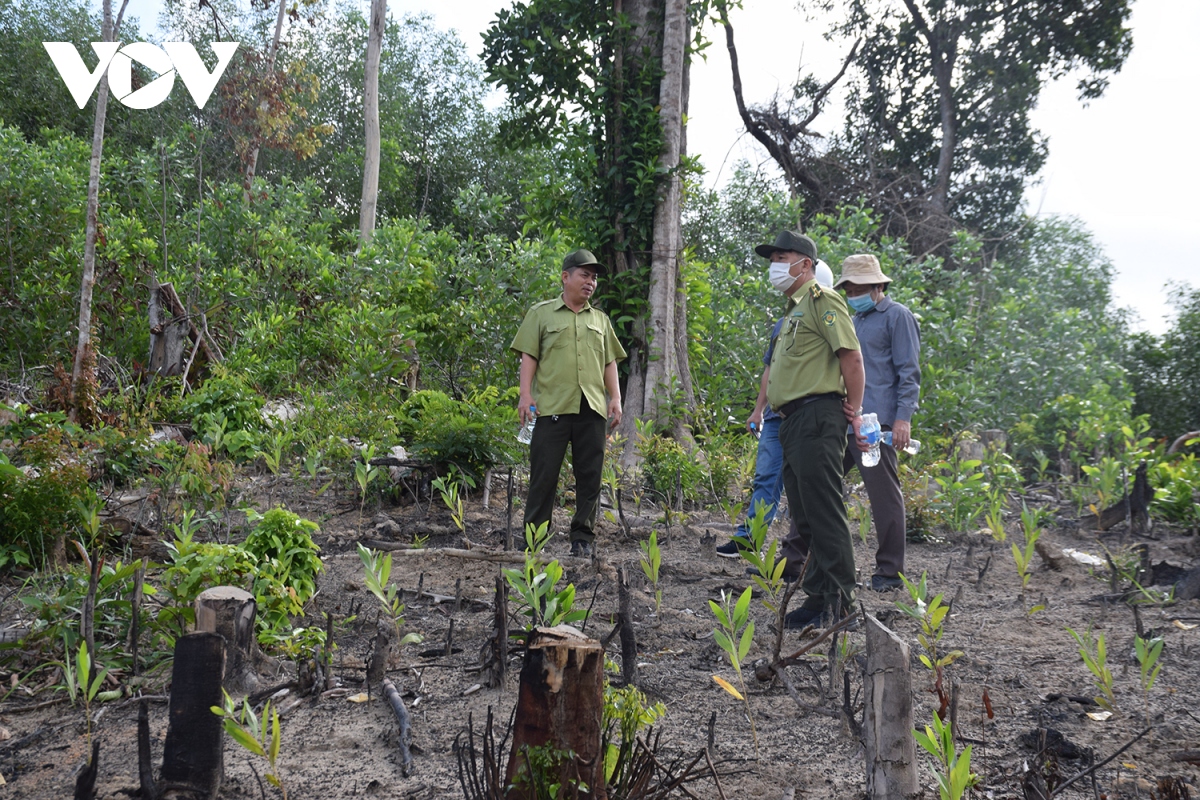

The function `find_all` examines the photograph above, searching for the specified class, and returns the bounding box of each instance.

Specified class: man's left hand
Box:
[891,419,911,451]
[842,398,858,423]
[607,398,623,431]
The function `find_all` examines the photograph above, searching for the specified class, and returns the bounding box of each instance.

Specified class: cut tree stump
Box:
[195,586,258,695]
[863,614,920,800]
[505,625,606,799]
[161,632,226,800]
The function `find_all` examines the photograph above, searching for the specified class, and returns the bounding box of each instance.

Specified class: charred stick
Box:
[1050,727,1152,797]
[382,677,414,777]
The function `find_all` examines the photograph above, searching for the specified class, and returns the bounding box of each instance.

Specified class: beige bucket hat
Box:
[834,254,892,288]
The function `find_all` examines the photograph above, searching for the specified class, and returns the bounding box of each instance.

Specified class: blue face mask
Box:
[847,294,876,313]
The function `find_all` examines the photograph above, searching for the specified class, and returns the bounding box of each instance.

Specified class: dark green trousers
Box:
[777,395,858,613]
[523,405,607,544]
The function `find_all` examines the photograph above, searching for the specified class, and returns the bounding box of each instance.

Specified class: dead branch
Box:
[382,677,414,777]
[1049,727,1152,797]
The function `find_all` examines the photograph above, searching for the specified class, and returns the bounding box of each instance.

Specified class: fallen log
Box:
[360,540,585,565]
[381,678,414,777]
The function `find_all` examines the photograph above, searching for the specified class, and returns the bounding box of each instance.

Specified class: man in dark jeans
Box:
[756,231,867,629]
[511,249,626,558]
[836,254,921,591]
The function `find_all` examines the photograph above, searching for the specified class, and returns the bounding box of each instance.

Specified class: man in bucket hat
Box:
[756,231,867,629]
[511,249,626,558]
[835,254,921,591]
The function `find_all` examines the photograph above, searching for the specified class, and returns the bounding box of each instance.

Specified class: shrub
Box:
[400,387,518,481]
[0,462,97,568]
[638,434,705,506]
[243,507,324,627]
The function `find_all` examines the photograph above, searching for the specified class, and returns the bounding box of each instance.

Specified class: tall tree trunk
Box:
[901,0,957,214]
[244,0,287,192]
[640,0,687,429]
[70,0,128,418]
[358,0,386,246]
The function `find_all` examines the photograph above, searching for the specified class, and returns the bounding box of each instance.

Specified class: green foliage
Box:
[638,530,662,614]
[930,454,986,533]
[1134,634,1163,696]
[243,508,323,628]
[503,523,587,630]
[1123,283,1200,440]
[740,504,790,615]
[356,544,422,647]
[602,679,666,791]
[179,373,267,460]
[212,691,287,799]
[400,388,519,483]
[637,433,705,507]
[432,475,467,535]
[0,450,97,567]
[1150,451,1200,528]
[914,711,980,800]
[1012,504,1044,616]
[897,573,963,673]
[708,586,758,754]
[1065,626,1115,712]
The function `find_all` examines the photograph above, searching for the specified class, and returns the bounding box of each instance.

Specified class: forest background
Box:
[1,0,1200,754]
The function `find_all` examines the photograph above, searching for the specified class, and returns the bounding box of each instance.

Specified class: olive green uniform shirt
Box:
[766,280,861,409]
[511,297,627,416]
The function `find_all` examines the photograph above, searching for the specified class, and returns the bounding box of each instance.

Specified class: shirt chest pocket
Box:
[584,323,606,354]
[543,324,570,352]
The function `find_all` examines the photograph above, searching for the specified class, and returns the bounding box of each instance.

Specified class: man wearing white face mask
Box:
[836,254,921,592]
[756,230,867,629]
[717,260,834,558]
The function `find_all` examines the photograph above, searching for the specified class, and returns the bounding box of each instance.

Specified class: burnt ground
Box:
[2,467,1200,799]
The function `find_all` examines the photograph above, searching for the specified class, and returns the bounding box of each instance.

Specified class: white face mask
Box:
[769,260,799,293]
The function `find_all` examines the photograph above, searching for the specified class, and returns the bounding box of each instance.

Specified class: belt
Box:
[777,392,843,418]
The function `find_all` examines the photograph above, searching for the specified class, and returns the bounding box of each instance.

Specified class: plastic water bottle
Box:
[749,421,761,440]
[861,413,881,467]
[517,405,537,444]
[882,430,921,455]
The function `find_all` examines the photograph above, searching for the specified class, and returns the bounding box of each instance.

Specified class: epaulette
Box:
[809,282,824,300]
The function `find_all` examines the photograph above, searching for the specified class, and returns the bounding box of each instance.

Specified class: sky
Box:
[122,0,1198,335]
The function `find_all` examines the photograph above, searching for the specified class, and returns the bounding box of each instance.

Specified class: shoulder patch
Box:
[810,283,823,299]
[822,309,837,327]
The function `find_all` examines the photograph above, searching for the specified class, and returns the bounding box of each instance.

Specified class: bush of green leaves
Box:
[243,507,324,628]
[638,434,706,506]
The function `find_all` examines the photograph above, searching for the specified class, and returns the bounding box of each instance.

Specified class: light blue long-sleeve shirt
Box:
[853,295,921,426]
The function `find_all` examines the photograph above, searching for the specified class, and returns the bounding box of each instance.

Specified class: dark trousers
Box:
[777,395,858,612]
[844,431,905,579]
[523,406,607,543]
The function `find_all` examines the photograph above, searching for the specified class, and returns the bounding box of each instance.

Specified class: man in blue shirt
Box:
[835,254,921,591]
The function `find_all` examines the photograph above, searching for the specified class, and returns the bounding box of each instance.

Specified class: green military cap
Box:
[562,248,607,276]
[755,230,817,261]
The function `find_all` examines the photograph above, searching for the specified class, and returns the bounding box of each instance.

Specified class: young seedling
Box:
[64,641,118,757]
[502,523,588,630]
[1013,503,1044,616]
[211,690,286,798]
[432,475,467,538]
[914,711,980,800]
[639,530,662,613]
[356,544,423,647]
[897,572,963,717]
[709,586,758,755]
[848,498,872,545]
[1066,627,1115,712]
[984,490,1006,542]
[355,444,381,526]
[1134,634,1164,726]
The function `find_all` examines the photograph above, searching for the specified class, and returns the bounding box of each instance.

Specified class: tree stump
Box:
[161,632,226,800]
[505,626,606,799]
[863,614,920,800]
[195,586,258,695]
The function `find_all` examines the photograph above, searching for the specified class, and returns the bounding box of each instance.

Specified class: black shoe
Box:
[870,575,904,592]
[745,566,799,583]
[823,609,861,632]
[570,540,593,558]
[783,606,823,629]
[716,537,752,558]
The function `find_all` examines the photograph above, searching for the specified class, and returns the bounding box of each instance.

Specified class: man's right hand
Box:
[746,409,764,433]
[518,395,537,425]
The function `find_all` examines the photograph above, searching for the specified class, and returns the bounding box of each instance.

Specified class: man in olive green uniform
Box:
[758,231,867,628]
[511,249,626,558]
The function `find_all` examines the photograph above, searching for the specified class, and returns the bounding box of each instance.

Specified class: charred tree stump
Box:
[864,615,920,800]
[616,568,638,687]
[194,587,257,695]
[139,699,159,800]
[161,633,226,800]
[367,617,391,694]
[482,576,509,689]
[505,626,606,800]
[1084,461,1155,532]
[74,740,100,800]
